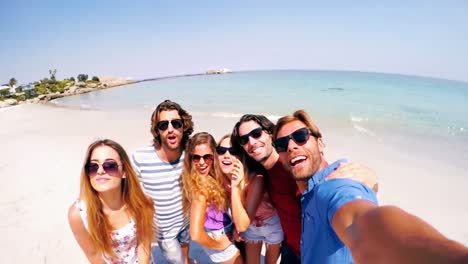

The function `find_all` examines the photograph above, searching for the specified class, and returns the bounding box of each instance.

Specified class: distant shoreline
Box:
[0,71,229,109]
[137,72,206,83]
[45,72,217,110]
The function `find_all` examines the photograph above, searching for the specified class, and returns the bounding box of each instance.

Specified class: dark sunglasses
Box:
[215,146,240,156]
[157,119,183,131]
[192,154,214,164]
[238,127,263,145]
[85,161,121,177]
[273,127,314,153]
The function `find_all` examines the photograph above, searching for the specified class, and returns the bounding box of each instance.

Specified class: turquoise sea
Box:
[53,70,468,168]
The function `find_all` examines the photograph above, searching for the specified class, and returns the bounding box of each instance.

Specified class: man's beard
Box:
[288,148,322,181]
[162,137,180,151]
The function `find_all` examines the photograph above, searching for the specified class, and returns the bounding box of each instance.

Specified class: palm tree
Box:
[9,78,17,87]
[49,69,57,81]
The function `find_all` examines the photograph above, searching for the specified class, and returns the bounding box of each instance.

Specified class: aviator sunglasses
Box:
[157,119,183,131]
[85,161,121,177]
[273,127,317,153]
[215,146,240,156]
[238,127,263,145]
[192,154,214,164]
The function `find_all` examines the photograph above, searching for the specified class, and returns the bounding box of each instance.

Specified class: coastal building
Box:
[19,83,37,98]
[0,83,36,99]
[205,68,233,74]
[0,85,12,97]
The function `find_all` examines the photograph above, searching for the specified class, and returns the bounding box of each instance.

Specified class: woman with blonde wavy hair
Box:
[181,132,243,264]
[68,139,155,263]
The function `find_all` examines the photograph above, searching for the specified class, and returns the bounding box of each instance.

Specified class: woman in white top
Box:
[68,139,155,263]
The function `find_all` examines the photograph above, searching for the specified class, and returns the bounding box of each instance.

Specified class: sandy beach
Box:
[1,103,467,263]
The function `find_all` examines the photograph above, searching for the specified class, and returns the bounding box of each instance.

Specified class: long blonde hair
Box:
[80,139,155,259]
[181,132,227,216]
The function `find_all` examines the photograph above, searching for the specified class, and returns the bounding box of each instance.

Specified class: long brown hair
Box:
[181,132,227,216]
[150,99,194,149]
[218,134,267,202]
[80,139,155,258]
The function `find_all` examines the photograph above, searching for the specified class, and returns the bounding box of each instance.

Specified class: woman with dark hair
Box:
[217,134,283,264]
[68,139,155,263]
[181,132,243,264]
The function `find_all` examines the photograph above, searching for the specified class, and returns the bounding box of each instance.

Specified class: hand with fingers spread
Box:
[325,162,379,193]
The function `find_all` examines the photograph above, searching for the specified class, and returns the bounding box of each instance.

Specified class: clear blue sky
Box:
[1,0,467,84]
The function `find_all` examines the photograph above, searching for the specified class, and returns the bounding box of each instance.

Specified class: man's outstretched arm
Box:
[332,200,468,264]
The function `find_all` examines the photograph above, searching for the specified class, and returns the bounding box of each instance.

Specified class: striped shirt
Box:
[131,145,189,241]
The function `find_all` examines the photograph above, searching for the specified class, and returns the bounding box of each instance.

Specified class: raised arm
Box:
[231,166,264,232]
[68,204,105,264]
[190,193,232,250]
[332,200,468,263]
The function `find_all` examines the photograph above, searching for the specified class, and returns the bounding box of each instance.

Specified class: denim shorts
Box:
[204,226,239,263]
[242,213,284,245]
[153,224,190,264]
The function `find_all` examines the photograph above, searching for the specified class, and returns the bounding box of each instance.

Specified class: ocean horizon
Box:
[52,69,468,170]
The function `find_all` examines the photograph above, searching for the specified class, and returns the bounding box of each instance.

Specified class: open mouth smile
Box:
[290,155,307,167]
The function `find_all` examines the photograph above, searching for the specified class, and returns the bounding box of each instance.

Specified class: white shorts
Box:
[243,213,283,245]
[204,228,239,263]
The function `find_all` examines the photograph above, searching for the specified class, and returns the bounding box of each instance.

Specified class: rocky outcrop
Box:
[75,88,96,94]
[98,76,135,87]
[5,99,18,105]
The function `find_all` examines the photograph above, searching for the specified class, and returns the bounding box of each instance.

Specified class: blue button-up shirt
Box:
[301,159,378,263]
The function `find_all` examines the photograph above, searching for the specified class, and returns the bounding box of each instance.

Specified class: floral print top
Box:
[75,200,152,264]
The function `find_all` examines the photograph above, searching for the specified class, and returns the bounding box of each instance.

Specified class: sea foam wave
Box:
[211,112,244,118]
[46,100,97,110]
[191,111,282,122]
[352,124,377,137]
[350,115,369,123]
[447,126,467,136]
[80,104,92,109]
[349,115,381,140]
[191,111,242,118]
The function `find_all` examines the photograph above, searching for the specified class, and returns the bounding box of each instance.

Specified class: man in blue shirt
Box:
[300,158,378,263]
[273,109,468,264]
